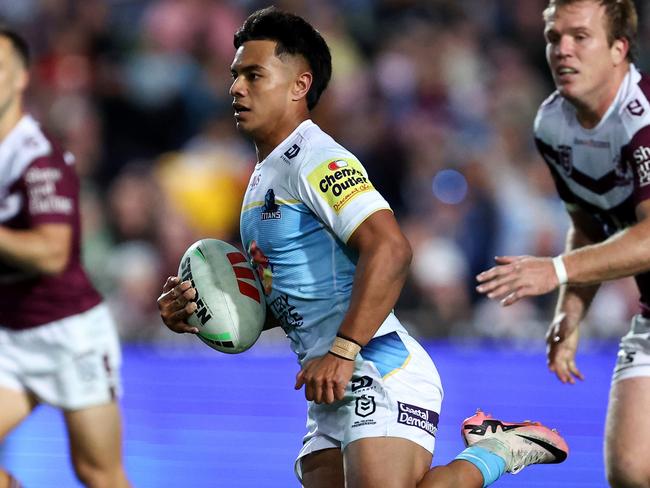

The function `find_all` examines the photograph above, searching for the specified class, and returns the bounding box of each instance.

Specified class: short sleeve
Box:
[294,155,391,242]
[21,152,78,226]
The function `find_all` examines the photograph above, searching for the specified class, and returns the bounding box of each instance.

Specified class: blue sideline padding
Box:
[2,340,615,487]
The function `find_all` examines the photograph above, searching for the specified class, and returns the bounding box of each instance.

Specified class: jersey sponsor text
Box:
[397,401,439,437]
[634,146,650,186]
[307,158,374,213]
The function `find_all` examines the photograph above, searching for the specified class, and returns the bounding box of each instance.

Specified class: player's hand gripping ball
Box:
[177,239,265,353]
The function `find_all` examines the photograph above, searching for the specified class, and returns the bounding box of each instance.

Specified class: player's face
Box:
[544,1,627,106]
[229,40,304,141]
[0,37,27,122]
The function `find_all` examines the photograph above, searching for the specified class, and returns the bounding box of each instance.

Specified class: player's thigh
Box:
[301,448,344,488]
[64,401,124,469]
[0,387,37,440]
[344,437,432,488]
[605,376,650,482]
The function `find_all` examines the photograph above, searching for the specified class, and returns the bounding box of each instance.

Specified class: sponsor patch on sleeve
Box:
[307,158,375,213]
[25,166,73,216]
[633,145,650,187]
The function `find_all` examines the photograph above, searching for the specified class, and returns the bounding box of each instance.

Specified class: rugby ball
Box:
[177,239,265,353]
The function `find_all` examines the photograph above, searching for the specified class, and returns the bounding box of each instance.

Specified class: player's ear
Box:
[292,71,313,102]
[611,37,628,65]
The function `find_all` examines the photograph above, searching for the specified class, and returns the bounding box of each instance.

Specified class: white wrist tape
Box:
[552,255,568,286]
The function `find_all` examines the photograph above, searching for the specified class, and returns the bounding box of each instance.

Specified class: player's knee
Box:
[72,459,126,488]
[607,458,650,488]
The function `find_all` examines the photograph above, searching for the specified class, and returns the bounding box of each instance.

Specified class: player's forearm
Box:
[0,225,70,275]
[337,237,412,346]
[555,220,600,321]
[554,283,599,326]
[563,218,650,285]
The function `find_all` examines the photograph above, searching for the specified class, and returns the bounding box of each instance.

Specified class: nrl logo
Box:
[355,395,376,418]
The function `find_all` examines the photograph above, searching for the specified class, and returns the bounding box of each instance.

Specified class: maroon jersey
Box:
[534,65,650,316]
[0,115,101,329]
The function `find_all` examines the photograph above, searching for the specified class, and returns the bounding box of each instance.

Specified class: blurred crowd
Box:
[2,0,647,343]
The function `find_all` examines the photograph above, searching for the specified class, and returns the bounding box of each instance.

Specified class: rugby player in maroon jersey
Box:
[476,1,650,486]
[0,27,130,488]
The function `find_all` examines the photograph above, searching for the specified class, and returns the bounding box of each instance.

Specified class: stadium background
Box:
[1,0,648,486]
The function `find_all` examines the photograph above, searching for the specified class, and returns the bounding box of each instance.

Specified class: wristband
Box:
[329,335,361,361]
[552,255,568,286]
[336,332,361,347]
[328,350,355,361]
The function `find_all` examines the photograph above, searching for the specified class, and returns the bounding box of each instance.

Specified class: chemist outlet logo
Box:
[307,158,374,213]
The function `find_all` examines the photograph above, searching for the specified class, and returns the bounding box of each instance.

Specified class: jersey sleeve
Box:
[21,151,78,226]
[622,126,650,205]
[294,153,392,242]
[627,125,650,206]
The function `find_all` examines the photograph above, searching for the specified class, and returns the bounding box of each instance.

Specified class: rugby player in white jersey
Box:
[0,27,130,488]
[158,7,568,487]
[476,1,650,486]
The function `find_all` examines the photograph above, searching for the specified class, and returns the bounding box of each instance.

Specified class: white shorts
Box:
[295,330,443,481]
[0,303,122,410]
[612,314,650,383]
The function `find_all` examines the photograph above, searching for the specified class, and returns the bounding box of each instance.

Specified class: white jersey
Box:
[240,120,405,363]
[534,64,650,313]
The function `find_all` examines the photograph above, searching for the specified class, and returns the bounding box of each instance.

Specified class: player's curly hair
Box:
[234,7,332,110]
[0,26,30,67]
[543,0,638,62]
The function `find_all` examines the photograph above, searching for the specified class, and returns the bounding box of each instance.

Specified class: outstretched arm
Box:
[295,209,412,404]
[476,200,650,305]
[563,200,650,283]
[546,207,603,383]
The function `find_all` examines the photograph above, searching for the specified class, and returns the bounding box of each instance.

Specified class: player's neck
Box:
[574,65,629,129]
[0,101,24,143]
[254,112,310,162]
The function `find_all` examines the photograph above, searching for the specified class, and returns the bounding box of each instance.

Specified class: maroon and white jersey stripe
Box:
[0,115,101,330]
[534,64,650,315]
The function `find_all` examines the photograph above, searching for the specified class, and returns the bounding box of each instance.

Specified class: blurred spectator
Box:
[154,147,249,242]
[106,163,162,244]
[409,234,472,335]
[106,241,164,342]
